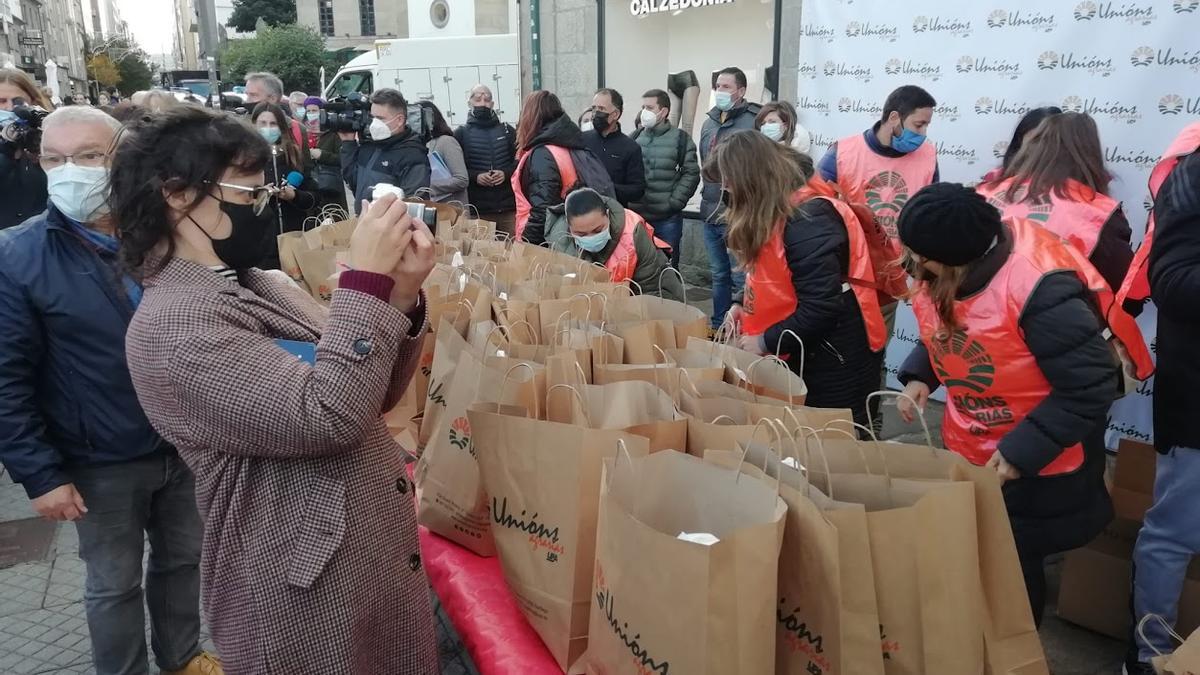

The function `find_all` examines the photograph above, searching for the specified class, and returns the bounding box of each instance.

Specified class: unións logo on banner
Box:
[1173,0,1199,13]
[975,97,1040,116]
[986,9,1058,32]
[1037,51,1116,77]
[838,97,884,115]
[993,141,1009,159]
[823,60,873,82]
[1158,94,1200,115]
[912,15,973,37]
[1061,95,1142,124]
[1105,145,1160,168]
[935,104,961,121]
[884,58,943,81]
[1130,46,1200,72]
[1073,1,1157,24]
[802,23,837,43]
[810,132,838,152]
[798,63,818,80]
[956,56,1024,80]
[936,141,979,166]
[845,21,899,41]
[796,96,830,116]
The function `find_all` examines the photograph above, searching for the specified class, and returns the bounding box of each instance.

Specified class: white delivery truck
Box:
[323,34,522,128]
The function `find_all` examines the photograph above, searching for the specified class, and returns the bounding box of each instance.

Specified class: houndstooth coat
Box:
[124,258,439,675]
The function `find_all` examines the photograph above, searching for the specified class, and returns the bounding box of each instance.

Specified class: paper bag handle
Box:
[791,424,837,501]
[774,329,806,379]
[867,390,935,450]
[748,355,795,403]
[676,367,703,399]
[821,420,891,478]
[451,297,475,324]
[548,384,593,427]
[506,319,539,345]
[735,418,786,498]
[710,415,738,426]
[1136,613,1185,657]
[607,438,638,489]
[657,267,688,301]
[500,362,541,419]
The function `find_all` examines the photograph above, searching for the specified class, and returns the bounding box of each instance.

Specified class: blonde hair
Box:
[142,90,179,113]
[0,68,53,109]
[717,131,814,269]
[901,247,969,340]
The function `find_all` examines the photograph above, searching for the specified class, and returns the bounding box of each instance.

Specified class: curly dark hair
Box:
[110,106,270,276]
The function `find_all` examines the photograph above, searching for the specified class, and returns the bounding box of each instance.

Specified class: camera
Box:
[371,183,438,228]
[1,98,50,155]
[322,92,371,134]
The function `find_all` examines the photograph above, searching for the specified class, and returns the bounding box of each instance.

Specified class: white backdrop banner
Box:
[797,0,1200,449]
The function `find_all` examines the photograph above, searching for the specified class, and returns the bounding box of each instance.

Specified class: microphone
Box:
[286,171,304,188]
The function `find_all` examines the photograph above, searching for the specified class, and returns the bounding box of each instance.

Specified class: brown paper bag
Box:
[581,450,787,675]
[294,248,340,302]
[303,216,356,250]
[687,337,809,404]
[468,402,651,672]
[609,294,708,348]
[607,319,680,364]
[1149,615,1200,674]
[546,364,687,454]
[277,231,310,287]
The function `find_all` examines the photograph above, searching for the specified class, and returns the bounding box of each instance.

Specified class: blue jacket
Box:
[0,206,167,499]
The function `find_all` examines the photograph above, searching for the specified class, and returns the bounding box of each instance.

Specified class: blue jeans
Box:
[703,221,745,329]
[1132,446,1200,662]
[648,214,684,269]
[73,451,203,675]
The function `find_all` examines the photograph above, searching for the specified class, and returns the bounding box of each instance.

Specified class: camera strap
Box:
[357,146,386,199]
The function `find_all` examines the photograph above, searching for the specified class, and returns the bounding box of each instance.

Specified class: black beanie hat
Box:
[897,182,1003,266]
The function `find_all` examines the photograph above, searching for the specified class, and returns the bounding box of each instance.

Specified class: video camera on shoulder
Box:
[321,92,372,134]
[1,97,50,154]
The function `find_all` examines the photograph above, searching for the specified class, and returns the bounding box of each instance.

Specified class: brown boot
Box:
[164,652,224,675]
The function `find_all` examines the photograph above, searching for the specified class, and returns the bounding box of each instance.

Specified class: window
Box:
[359,0,376,36]
[430,0,450,28]
[318,0,335,36]
[329,70,373,99]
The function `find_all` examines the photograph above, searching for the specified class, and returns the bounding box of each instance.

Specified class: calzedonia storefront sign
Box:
[629,0,735,17]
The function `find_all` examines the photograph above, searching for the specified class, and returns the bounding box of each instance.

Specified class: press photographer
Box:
[0,69,52,230]
[334,88,430,214]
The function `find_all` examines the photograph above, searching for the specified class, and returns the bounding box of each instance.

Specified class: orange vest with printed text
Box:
[911,218,1154,476]
[512,145,578,241]
[742,189,890,352]
[1116,122,1200,307]
[976,177,1119,258]
[835,132,937,243]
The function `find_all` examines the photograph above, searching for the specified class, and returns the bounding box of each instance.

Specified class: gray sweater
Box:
[427,135,470,205]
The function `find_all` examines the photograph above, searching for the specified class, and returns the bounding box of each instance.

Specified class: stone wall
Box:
[535,0,598,117]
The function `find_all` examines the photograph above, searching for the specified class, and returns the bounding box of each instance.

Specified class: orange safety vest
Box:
[835,132,937,243]
[911,218,1155,475]
[742,189,889,352]
[977,177,1119,257]
[1116,122,1200,307]
[604,209,642,283]
[512,145,578,241]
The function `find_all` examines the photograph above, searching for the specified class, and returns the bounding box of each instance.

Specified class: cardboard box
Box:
[1113,438,1158,522]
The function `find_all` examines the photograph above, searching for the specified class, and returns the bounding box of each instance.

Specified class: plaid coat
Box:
[124,258,438,675]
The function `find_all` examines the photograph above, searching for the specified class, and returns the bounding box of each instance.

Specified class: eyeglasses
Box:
[214,181,274,216]
[40,151,108,169]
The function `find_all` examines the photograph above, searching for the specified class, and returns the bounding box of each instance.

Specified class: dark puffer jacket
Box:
[340,127,430,214]
[631,124,701,220]
[518,115,588,245]
[0,144,47,230]
[454,108,518,213]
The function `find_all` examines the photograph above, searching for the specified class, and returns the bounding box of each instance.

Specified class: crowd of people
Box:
[1,58,1199,675]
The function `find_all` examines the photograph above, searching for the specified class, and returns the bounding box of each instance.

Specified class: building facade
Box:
[172,0,198,69]
[297,0,512,52]
[0,0,89,100]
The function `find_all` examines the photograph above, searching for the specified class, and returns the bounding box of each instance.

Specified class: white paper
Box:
[782,456,805,471]
[732,367,748,382]
[451,251,464,268]
[495,349,507,358]
[499,291,508,300]
[563,273,577,280]
[677,532,720,546]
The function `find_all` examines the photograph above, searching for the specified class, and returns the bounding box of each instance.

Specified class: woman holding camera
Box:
[113,106,439,674]
[0,68,52,230]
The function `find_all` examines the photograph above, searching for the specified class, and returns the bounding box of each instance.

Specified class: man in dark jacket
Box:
[632,89,701,269]
[455,84,518,235]
[0,107,215,675]
[583,88,645,207]
[340,88,430,214]
[699,67,761,330]
[1128,144,1200,674]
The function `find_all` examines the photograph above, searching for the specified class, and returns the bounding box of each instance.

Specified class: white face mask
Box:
[580,121,594,133]
[760,122,784,142]
[369,117,393,141]
[47,163,110,223]
[639,109,660,130]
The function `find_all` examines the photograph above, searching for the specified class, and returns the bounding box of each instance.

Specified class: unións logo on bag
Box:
[956,56,1024,80]
[419,351,434,378]
[1075,1,1157,23]
[912,15,973,37]
[1129,46,1200,71]
[1174,0,1199,12]
[987,9,1057,31]
[1061,95,1142,124]
[884,58,943,81]
[880,625,902,661]
[777,598,830,672]
[492,496,564,561]
[823,60,873,82]
[594,562,670,675]
[448,416,475,457]
[845,20,898,41]
[1037,51,1115,77]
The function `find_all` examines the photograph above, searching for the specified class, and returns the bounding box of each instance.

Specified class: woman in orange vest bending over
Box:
[717,132,888,428]
[546,188,684,301]
[896,183,1153,626]
[977,112,1134,290]
[511,91,586,245]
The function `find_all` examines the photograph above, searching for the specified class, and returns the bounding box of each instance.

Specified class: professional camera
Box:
[0,98,50,155]
[322,92,371,134]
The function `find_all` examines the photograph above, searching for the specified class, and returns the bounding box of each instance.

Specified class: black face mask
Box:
[592,111,611,130]
[193,199,276,271]
[471,105,493,119]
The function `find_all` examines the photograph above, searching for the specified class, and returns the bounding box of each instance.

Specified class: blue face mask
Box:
[573,227,612,253]
[893,127,927,153]
[0,110,15,125]
[292,107,306,120]
[259,127,281,144]
[714,91,734,112]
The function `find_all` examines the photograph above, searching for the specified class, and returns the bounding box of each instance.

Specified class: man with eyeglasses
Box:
[340,88,430,214]
[0,106,220,675]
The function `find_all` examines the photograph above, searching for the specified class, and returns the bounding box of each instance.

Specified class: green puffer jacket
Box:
[630,124,701,220]
[545,196,686,302]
